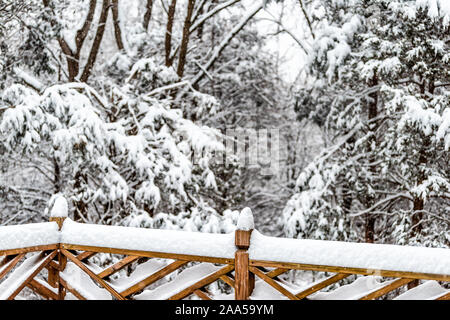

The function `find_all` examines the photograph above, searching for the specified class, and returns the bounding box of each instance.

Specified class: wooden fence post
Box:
[49,195,68,300]
[234,208,255,300]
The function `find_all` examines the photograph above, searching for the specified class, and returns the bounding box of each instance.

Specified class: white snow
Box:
[60,219,235,259]
[50,195,69,218]
[60,262,112,300]
[108,259,170,292]
[13,67,44,91]
[249,231,450,276]
[237,207,254,231]
[134,263,222,300]
[394,280,449,300]
[0,253,46,299]
[309,276,389,300]
[250,278,301,300]
[0,222,60,251]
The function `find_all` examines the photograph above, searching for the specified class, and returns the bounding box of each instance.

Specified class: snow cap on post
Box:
[50,195,68,218]
[49,194,68,230]
[237,207,254,231]
[235,207,254,250]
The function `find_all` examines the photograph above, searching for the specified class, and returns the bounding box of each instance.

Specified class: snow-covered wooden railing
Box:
[0,197,449,300]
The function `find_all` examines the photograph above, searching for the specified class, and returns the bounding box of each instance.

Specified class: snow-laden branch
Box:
[349,193,413,217]
[13,68,44,92]
[190,0,241,33]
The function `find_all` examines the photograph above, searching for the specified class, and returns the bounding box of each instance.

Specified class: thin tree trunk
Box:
[80,0,110,82]
[111,0,125,51]
[177,0,195,77]
[165,0,177,67]
[53,157,61,193]
[58,38,78,81]
[143,0,153,31]
[365,72,378,244]
[46,0,97,81]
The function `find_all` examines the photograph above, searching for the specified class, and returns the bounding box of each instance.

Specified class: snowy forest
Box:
[0,0,449,255]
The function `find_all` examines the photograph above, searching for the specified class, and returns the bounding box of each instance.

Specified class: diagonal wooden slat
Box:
[0,254,25,281]
[194,289,213,300]
[435,291,450,300]
[27,279,58,300]
[249,266,299,300]
[59,277,86,300]
[6,251,57,300]
[61,249,126,300]
[266,268,289,279]
[169,264,235,300]
[120,260,188,297]
[220,274,235,288]
[76,251,97,262]
[359,278,414,300]
[296,273,350,299]
[97,255,140,279]
[0,255,13,268]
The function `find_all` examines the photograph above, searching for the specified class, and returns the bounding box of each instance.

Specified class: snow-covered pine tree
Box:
[284,0,450,247]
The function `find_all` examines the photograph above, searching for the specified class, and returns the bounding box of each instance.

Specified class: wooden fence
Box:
[0,212,449,300]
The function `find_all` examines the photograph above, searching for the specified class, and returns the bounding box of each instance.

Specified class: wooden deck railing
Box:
[0,204,449,300]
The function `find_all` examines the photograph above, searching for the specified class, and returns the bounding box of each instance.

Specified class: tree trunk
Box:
[365,72,378,243]
[111,0,125,51]
[143,0,153,31]
[80,0,111,82]
[165,0,177,67]
[177,0,196,77]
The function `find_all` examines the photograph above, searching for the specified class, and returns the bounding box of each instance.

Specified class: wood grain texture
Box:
[235,250,254,300]
[0,244,58,256]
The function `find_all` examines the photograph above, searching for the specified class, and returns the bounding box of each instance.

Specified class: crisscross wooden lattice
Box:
[0,217,449,300]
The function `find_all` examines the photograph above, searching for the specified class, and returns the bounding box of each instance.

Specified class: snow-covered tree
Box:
[284,0,450,247]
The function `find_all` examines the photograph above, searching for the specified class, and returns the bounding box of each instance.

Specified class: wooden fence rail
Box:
[0,202,449,300]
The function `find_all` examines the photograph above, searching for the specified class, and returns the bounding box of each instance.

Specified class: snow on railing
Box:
[0,200,449,300]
